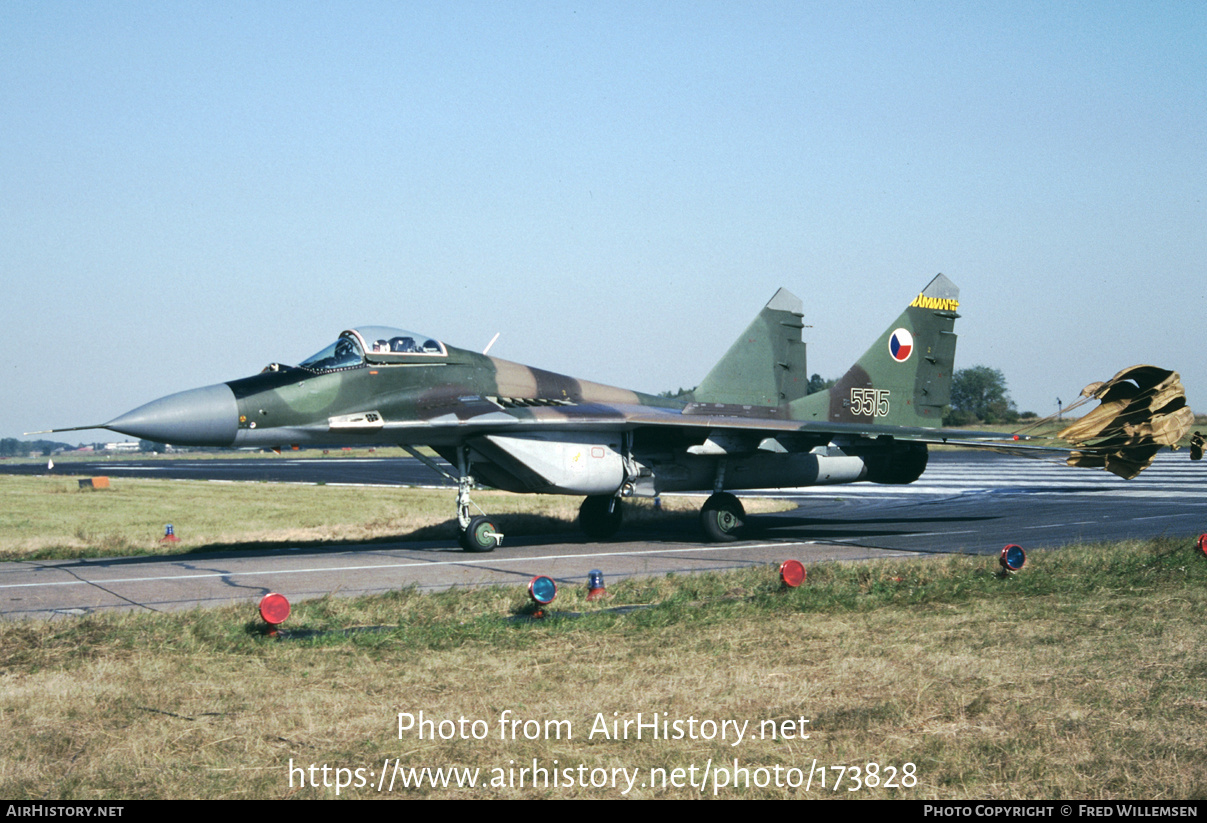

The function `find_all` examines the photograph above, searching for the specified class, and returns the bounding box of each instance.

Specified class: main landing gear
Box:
[700,492,745,542]
[577,492,746,542]
[578,495,624,540]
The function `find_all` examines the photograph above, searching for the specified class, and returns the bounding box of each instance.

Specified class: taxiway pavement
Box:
[1,452,1202,619]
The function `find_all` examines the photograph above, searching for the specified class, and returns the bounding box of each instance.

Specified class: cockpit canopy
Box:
[297,326,447,372]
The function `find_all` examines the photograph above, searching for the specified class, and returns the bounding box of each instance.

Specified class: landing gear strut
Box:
[403,444,503,552]
[454,453,502,552]
[579,495,624,540]
[701,492,745,542]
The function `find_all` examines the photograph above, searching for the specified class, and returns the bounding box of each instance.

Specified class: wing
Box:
[356,396,1027,496]
[362,396,1024,446]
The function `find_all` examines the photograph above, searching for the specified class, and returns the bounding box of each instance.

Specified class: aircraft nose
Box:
[103,383,239,447]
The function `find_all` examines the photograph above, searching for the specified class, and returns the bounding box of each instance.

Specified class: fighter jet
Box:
[45,274,1012,551]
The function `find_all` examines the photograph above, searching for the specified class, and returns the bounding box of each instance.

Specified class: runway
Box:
[1,451,1203,619]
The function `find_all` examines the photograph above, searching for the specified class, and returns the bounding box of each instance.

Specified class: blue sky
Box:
[3,2,1204,440]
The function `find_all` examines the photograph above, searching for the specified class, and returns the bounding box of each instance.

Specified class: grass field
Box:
[0,473,585,560]
[0,475,790,561]
[3,471,1205,799]
[2,534,1205,799]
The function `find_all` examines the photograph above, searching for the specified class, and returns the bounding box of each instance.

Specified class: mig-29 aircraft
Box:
[46,274,1016,551]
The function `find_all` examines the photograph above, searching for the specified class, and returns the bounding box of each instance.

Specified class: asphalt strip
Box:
[0,541,922,590]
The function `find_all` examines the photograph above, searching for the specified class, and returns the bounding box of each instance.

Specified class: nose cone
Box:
[104,383,239,447]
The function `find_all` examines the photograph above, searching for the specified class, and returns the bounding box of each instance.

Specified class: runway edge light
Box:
[160,524,179,542]
[779,559,806,588]
[1000,544,1026,573]
[586,569,607,601]
[1197,534,1207,559]
[528,575,557,618]
[259,592,291,634]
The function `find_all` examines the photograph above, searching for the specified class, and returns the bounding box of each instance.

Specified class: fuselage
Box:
[100,324,928,499]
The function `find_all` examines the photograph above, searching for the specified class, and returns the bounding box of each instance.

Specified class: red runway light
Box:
[259,592,291,626]
[779,559,806,587]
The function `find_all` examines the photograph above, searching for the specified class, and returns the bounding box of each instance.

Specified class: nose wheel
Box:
[459,514,502,552]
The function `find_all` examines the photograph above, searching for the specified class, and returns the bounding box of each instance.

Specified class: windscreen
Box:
[298,333,365,372]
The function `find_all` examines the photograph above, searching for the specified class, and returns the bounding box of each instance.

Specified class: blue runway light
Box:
[587,569,607,601]
[1000,544,1026,572]
[528,575,557,605]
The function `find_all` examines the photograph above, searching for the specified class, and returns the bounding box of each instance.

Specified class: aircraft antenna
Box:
[482,332,500,355]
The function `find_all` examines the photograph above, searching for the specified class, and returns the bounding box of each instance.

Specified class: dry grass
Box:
[0,475,790,560]
[2,538,1205,799]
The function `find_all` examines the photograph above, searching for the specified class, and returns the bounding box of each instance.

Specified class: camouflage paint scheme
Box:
[64,274,1006,548]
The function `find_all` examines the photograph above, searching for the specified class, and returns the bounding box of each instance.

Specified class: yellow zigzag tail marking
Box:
[909,294,960,311]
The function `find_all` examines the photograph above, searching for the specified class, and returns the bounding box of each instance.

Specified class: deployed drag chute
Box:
[1056,365,1194,479]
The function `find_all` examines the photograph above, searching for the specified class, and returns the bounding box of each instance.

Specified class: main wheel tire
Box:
[578,495,624,540]
[700,492,746,542]
[459,515,499,552]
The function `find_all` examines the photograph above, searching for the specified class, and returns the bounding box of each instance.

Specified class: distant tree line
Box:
[658,387,696,400]
[807,374,835,395]
[0,438,73,457]
[944,366,1036,426]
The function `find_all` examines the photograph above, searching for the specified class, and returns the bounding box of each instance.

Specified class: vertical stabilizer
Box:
[693,288,808,407]
[789,274,960,428]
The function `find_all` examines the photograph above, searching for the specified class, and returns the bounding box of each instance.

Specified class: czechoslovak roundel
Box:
[889,328,913,362]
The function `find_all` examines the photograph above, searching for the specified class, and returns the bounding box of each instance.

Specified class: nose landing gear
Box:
[459,512,502,552]
[401,444,504,552]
